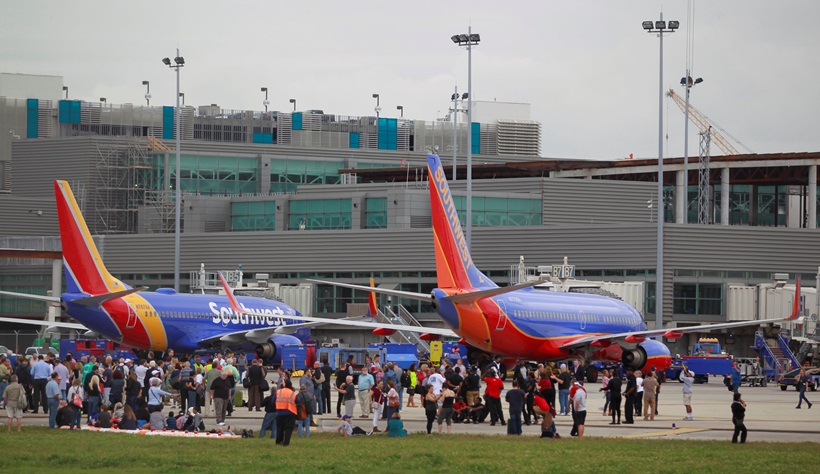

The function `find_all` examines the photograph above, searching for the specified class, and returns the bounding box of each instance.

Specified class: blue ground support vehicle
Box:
[316,346,385,383]
[368,343,419,370]
[676,338,733,384]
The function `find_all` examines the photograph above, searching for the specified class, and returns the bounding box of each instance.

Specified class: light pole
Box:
[372,93,380,118]
[680,74,702,224]
[261,87,269,112]
[451,28,480,250]
[162,50,184,292]
[142,80,151,106]
[396,105,403,118]
[289,98,296,112]
[99,98,106,104]
[643,15,678,332]
[62,86,68,99]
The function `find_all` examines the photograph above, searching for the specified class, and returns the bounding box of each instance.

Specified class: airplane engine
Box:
[255,334,302,363]
[622,339,672,372]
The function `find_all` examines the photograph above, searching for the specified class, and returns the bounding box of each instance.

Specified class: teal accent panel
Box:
[26,99,39,138]
[377,118,397,150]
[253,133,273,144]
[162,106,175,139]
[349,132,360,149]
[58,100,81,124]
[292,112,303,130]
[471,122,481,154]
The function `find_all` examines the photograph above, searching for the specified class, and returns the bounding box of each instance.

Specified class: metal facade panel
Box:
[542,178,656,224]
[11,137,97,197]
[0,196,58,235]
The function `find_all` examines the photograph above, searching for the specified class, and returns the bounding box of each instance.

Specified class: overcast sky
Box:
[2,1,818,160]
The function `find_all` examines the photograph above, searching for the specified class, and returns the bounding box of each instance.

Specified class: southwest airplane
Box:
[0,181,453,362]
[297,154,801,373]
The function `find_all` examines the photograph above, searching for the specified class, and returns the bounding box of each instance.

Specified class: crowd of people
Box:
[1,349,814,443]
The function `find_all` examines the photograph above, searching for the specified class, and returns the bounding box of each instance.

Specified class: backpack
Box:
[17,386,27,408]
[176,415,186,430]
[400,371,411,389]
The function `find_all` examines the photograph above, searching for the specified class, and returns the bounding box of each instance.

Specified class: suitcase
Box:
[233,389,245,408]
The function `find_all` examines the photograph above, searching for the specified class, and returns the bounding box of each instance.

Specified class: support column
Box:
[809,165,817,229]
[721,167,729,225]
[675,170,685,223]
[50,259,62,322]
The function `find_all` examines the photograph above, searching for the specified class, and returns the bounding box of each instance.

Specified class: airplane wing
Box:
[219,273,457,338]
[195,316,384,347]
[0,316,88,331]
[561,276,802,350]
[307,279,431,301]
[0,290,60,303]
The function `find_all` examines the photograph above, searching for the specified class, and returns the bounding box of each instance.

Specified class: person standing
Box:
[356,367,374,417]
[572,379,587,438]
[606,371,622,424]
[84,366,103,422]
[622,368,636,424]
[2,375,24,432]
[334,364,348,417]
[66,379,84,430]
[45,372,62,429]
[680,365,695,421]
[600,369,611,416]
[259,387,277,440]
[731,361,742,395]
[52,359,70,401]
[731,392,747,443]
[634,370,644,418]
[557,364,572,416]
[641,372,659,421]
[436,386,457,435]
[312,361,325,415]
[30,355,51,414]
[275,380,297,446]
[295,384,313,438]
[464,366,481,407]
[320,361,333,415]
[504,380,525,435]
[209,371,232,426]
[483,368,506,426]
[246,359,265,412]
[14,358,32,413]
[370,381,384,433]
[795,368,813,409]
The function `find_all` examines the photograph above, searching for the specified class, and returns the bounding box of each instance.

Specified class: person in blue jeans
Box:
[731,361,742,395]
[45,373,62,429]
[558,364,572,415]
[796,369,814,409]
[296,385,313,438]
[259,389,277,439]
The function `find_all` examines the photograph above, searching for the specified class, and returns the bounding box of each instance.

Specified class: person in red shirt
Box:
[453,396,468,423]
[483,368,506,426]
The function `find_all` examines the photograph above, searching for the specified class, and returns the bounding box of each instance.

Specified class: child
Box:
[338,414,353,437]
[166,411,177,431]
[387,412,407,437]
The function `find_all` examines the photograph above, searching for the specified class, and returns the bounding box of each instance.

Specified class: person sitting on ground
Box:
[55,401,74,429]
[468,396,488,424]
[118,405,137,431]
[147,406,165,431]
[453,396,468,423]
[135,401,150,429]
[97,404,112,428]
[166,411,177,431]
[112,402,124,421]
[183,407,205,432]
[387,412,407,437]
[338,414,353,437]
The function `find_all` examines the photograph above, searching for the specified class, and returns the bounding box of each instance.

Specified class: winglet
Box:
[218,272,247,315]
[785,274,801,321]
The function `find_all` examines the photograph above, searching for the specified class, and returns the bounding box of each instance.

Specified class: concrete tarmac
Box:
[18,380,820,442]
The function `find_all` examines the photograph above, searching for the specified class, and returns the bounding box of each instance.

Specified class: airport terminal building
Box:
[1,74,819,357]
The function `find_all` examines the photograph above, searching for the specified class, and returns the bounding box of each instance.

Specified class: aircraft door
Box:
[126,305,138,329]
[579,310,586,331]
[496,300,508,331]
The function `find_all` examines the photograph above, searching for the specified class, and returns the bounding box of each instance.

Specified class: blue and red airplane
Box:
[1,156,800,372]
[301,154,801,373]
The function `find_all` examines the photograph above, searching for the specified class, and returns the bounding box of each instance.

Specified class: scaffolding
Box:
[92,136,169,234]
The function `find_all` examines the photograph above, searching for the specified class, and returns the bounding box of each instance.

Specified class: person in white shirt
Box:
[680,366,695,421]
[428,369,446,396]
[634,371,644,417]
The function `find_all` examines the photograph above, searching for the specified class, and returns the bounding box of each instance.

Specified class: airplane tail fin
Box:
[426,154,496,291]
[785,274,801,321]
[54,180,128,295]
[367,277,378,317]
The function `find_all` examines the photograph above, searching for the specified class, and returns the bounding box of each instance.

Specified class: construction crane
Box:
[667,89,753,156]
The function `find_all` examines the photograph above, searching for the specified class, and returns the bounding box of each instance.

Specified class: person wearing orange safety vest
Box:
[275,380,298,446]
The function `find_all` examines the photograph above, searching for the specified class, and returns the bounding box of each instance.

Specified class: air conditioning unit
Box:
[331,338,341,345]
